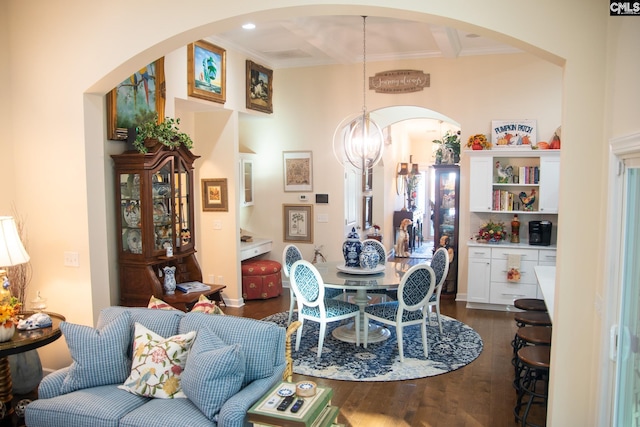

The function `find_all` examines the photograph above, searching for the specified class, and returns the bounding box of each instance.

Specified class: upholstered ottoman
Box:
[242,259,283,300]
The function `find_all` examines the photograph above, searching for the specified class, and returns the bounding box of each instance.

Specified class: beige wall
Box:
[1,1,627,425]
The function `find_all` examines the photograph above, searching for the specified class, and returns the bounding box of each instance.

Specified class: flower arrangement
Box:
[0,295,21,326]
[467,134,491,150]
[476,219,508,242]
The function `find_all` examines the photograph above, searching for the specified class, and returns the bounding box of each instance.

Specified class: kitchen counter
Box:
[467,240,557,249]
[534,265,556,322]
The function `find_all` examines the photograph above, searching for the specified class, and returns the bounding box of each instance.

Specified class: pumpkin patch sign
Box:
[491,120,536,149]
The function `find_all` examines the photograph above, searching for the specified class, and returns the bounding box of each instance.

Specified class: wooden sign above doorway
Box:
[369,70,430,94]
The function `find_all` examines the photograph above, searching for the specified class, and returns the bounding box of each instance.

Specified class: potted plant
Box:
[433,130,461,164]
[133,114,194,154]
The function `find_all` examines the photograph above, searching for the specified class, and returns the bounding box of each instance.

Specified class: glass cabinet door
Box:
[152,161,174,253]
[241,158,254,206]
[120,172,142,254]
[174,158,192,249]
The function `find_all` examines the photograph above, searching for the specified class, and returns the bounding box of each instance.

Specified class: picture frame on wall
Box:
[187,40,226,104]
[283,151,313,192]
[283,204,313,243]
[363,196,373,229]
[363,167,373,192]
[107,57,166,141]
[201,178,228,212]
[246,60,273,113]
[491,119,536,149]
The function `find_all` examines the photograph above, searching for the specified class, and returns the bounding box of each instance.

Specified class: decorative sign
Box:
[369,70,430,94]
[491,120,537,149]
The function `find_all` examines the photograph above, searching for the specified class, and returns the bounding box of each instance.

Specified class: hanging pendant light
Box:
[333,16,384,171]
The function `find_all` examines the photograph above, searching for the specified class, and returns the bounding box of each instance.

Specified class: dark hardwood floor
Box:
[225,257,548,427]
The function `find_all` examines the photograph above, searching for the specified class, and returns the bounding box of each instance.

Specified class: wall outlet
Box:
[208,274,215,283]
[64,251,79,267]
[317,213,329,223]
[213,220,222,230]
[217,275,224,284]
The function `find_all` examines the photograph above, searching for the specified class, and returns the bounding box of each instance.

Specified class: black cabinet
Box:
[432,164,460,297]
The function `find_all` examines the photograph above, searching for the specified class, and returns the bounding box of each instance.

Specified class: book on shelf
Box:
[175,281,210,294]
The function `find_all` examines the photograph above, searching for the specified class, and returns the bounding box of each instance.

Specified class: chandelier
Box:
[332,16,384,171]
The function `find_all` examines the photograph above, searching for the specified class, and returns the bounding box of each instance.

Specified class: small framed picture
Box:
[283,151,313,192]
[246,60,273,113]
[283,204,313,243]
[491,120,536,149]
[201,178,228,212]
[107,57,166,141]
[187,40,226,104]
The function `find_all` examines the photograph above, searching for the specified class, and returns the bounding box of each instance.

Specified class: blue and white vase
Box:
[359,244,380,269]
[342,227,363,268]
[163,266,177,294]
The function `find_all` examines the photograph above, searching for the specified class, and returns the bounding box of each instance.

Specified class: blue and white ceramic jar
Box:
[342,227,363,268]
[359,244,380,269]
[163,266,177,295]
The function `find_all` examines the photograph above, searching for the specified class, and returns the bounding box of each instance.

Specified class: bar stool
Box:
[514,298,547,312]
[514,311,552,328]
[514,345,550,427]
[512,326,552,391]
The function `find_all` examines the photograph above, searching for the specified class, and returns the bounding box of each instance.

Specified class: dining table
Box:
[314,261,409,344]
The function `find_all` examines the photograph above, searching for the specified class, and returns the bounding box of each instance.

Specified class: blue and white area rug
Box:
[262,311,483,382]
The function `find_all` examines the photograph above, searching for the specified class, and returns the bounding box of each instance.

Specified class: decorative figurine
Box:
[511,214,521,243]
[342,227,363,268]
[394,218,412,258]
[163,266,177,294]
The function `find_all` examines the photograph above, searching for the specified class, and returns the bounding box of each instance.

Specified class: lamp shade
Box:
[411,163,420,175]
[397,163,409,176]
[0,216,30,268]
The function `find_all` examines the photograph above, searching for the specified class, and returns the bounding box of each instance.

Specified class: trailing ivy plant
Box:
[133,114,194,153]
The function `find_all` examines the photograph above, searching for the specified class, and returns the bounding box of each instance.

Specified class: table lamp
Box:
[0,216,30,305]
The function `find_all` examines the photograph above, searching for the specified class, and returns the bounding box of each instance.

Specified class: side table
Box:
[366,234,382,243]
[0,311,65,426]
[248,382,339,427]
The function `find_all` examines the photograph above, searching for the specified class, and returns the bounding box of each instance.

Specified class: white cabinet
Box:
[467,246,491,303]
[240,156,254,207]
[466,244,557,311]
[468,150,560,214]
[469,156,493,212]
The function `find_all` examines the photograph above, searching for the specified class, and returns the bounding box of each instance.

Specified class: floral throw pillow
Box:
[147,296,177,310]
[118,323,196,399]
[190,294,225,315]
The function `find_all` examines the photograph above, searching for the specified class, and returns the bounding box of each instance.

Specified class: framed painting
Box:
[246,60,273,113]
[187,40,226,104]
[363,167,373,192]
[283,204,313,244]
[107,58,166,141]
[363,196,373,229]
[201,178,228,212]
[283,151,313,192]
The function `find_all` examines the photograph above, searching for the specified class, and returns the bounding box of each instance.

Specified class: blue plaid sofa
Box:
[25,306,286,427]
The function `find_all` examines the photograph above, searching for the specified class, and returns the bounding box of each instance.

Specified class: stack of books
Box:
[175,281,210,294]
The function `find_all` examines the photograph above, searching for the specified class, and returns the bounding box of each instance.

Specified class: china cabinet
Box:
[432,164,460,297]
[112,145,224,310]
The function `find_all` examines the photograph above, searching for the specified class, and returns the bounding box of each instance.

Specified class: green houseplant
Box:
[133,114,194,154]
[433,130,461,164]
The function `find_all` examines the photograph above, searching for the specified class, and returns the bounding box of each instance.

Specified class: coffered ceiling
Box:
[209,15,521,69]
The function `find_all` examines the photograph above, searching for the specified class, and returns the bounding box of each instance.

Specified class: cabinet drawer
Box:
[491,259,538,284]
[468,246,491,259]
[538,250,557,265]
[491,247,538,261]
[490,282,539,305]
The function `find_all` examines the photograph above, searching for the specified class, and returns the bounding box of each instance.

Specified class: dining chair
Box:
[363,263,436,362]
[290,260,361,358]
[427,247,450,335]
[282,244,304,325]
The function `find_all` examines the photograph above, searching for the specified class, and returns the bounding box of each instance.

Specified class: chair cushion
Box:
[118,323,196,399]
[300,298,359,318]
[181,329,245,421]
[365,302,425,322]
[119,397,214,427]
[59,311,132,394]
